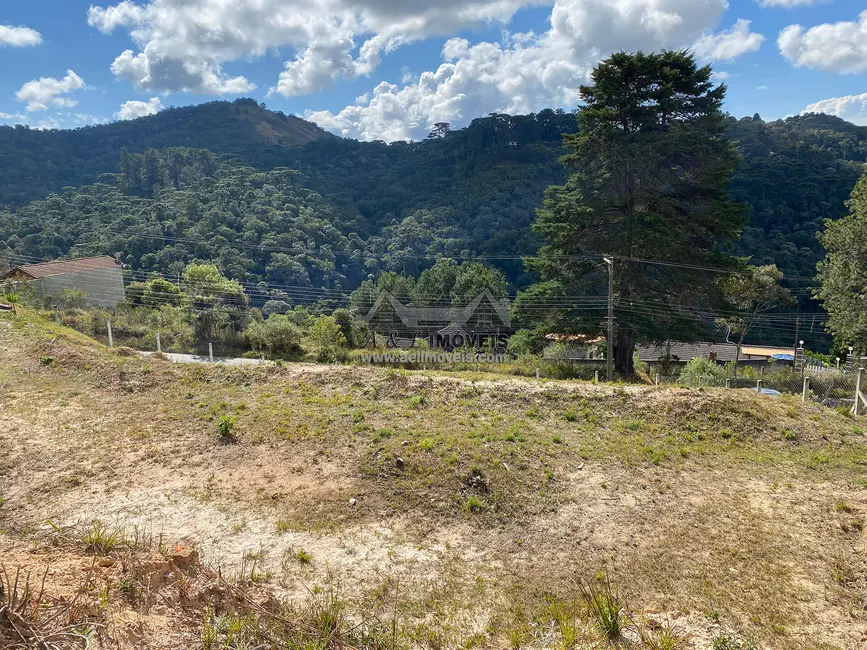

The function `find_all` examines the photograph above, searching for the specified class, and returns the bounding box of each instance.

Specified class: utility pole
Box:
[793,317,800,351]
[604,256,614,382]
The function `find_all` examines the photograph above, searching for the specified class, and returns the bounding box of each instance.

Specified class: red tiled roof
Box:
[4,256,120,279]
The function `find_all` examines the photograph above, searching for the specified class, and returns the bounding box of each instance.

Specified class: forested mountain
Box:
[1,99,866,295]
[0,98,328,206]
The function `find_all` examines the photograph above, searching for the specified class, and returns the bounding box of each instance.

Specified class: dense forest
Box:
[1,98,866,299]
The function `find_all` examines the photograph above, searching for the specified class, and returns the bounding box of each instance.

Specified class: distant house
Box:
[543,333,606,361]
[2,256,125,308]
[638,341,796,369]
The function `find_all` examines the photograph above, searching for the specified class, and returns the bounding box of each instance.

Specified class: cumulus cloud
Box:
[0,24,42,47]
[305,0,735,141]
[778,10,867,74]
[15,70,86,112]
[88,0,535,96]
[116,96,163,119]
[803,93,867,126]
[692,19,764,61]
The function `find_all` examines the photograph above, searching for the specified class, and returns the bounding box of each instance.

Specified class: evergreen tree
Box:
[518,50,746,372]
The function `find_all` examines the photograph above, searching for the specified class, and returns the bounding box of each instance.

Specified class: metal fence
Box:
[653,366,863,412]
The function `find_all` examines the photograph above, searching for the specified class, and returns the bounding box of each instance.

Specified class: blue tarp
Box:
[771,353,795,361]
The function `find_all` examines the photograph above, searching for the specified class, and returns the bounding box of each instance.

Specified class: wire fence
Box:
[654,365,860,411]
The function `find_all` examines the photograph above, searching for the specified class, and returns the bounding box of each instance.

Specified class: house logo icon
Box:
[357,290,511,349]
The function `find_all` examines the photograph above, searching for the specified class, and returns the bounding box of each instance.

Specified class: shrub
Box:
[678,356,727,387]
[307,315,347,362]
[216,415,238,443]
[244,315,303,358]
[507,329,544,356]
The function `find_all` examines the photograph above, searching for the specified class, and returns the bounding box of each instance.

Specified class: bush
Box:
[245,315,304,359]
[678,356,727,387]
[307,315,347,362]
[216,415,238,443]
[507,329,544,356]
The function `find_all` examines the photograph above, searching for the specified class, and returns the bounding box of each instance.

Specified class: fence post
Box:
[760,365,765,381]
[107,319,113,348]
[536,368,540,379]
[855,368,865,416]
[725,378,731,389]
[156,331,161,353]
[802,376,810,403]
[209,342,214,363]
[756,379,763,393]
[594,371,599,383]
[655,373,660,387]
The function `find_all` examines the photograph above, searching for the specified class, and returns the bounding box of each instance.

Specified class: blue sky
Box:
[1,0,866,139]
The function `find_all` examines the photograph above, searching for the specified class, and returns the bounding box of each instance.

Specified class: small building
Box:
[638,341,796,371]
[2,256,125,308]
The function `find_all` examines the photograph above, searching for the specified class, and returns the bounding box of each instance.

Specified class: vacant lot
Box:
[1,312,865,649]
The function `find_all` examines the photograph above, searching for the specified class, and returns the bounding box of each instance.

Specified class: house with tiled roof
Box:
[3,256,125,308]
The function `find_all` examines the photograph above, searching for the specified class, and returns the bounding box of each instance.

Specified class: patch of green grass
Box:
[581,578,622,641]
[419,437,436,451]
[296,548,312,564]
[712,635,758,650]
[640,622,690,650]
[464,495,486,513]
[81,520,124,554]
[408,395,426,407]
[563,409,578,422]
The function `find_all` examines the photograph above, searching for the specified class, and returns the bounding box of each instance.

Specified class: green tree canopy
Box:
[816,173,867,353]
[518,50,746,372]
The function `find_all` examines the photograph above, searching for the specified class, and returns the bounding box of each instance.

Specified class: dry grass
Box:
[1,310,866,649]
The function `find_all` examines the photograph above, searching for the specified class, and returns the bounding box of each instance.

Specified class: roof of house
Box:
[638,342,797,363]
[3,256,120,280]
[638,342,739,363]
[741,345,795,358]
[544,333,605,344]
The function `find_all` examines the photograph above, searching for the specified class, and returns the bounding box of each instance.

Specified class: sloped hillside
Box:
[0,98,329,205]
[1,309,865,649]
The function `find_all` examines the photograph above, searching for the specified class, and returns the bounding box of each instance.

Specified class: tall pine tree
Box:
[516,51,746,373]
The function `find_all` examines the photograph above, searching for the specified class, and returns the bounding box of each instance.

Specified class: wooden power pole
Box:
[604,256,614,382]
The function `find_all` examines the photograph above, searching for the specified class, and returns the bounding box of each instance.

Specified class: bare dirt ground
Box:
[2,313,867,649]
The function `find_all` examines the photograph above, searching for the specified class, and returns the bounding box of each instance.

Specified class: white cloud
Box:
[115,96,164,119]
[756,85,768,90]
[803,93,867,126]
[0,24,42,47]
[15,70,86,112]
[88,0,542,96]
[757,0,817,7]
[711,70,731,80]
[306,0,731,141]
[692,19,764,61]
[778,10,867,74]
[0,112,27,122]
